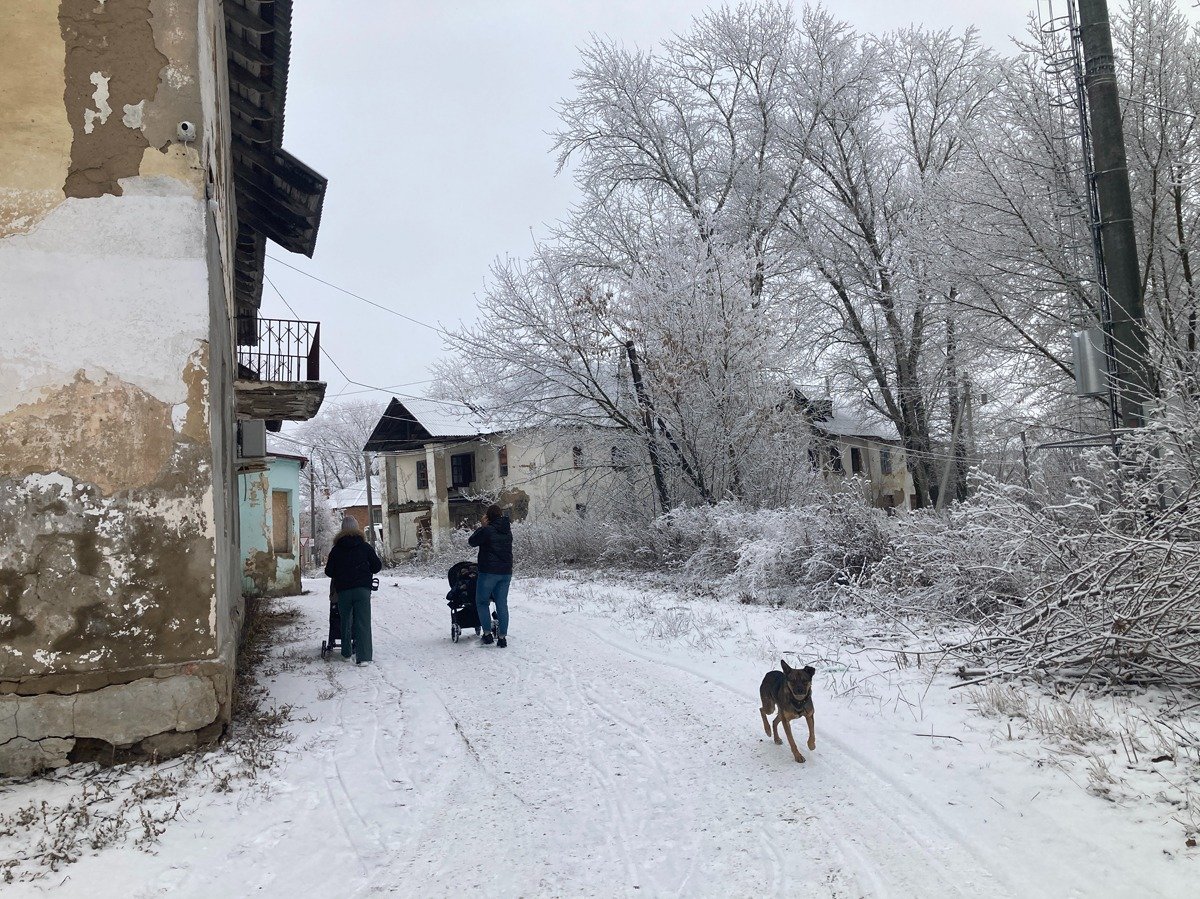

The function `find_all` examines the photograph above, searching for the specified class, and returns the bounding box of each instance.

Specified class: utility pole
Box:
[308,466,316,568]
[363,452,376,547]
[1020,430,1033,491]
[936,386,969,513]
[1077,0,1152,429]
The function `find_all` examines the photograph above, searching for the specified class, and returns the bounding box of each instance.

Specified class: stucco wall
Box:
[238,458,303,598]
[829,437,916,510]
[0,0,238,775]
[379,433,589,557]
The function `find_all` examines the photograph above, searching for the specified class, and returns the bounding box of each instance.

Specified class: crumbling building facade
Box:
[0,0,326,775]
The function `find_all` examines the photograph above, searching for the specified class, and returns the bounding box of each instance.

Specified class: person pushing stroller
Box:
[468,504,512,648]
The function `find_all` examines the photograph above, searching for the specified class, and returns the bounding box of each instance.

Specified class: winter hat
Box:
[341,515,361,532]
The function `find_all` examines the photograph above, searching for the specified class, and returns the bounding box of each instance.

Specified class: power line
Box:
[264,276,482,429]
[264,273,362,388]
[333,378,436,398]
[266,255,446,334]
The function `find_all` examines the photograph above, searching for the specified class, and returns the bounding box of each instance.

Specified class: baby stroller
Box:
[320,577,378,659]
[446,561,496,643]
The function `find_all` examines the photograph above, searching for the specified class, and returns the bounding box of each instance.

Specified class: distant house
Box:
[796,393,915,510]
[363,397,584,558]
[238,452,307,598]
[328,477,382,544]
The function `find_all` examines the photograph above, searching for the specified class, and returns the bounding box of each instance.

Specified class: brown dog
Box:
[759,660,816,763]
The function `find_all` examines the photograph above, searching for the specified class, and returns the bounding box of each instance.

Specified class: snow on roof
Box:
[400,397,498,438]
[812,410,900,442]
[328,477,380,510]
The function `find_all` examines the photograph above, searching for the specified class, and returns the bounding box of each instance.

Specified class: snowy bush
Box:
[511,515,608,569]
[940,404,1200,689]
[858,477,1051,620]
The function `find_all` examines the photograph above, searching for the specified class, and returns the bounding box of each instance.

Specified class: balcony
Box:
[234,316,327,422]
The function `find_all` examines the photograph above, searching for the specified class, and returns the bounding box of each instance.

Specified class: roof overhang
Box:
[226,0,327,315]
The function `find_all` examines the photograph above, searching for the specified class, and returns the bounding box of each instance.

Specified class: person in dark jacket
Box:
[324,516,382,664]
[468,504,513,647]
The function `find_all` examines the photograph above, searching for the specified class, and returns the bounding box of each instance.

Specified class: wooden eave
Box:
[225,0,327,317]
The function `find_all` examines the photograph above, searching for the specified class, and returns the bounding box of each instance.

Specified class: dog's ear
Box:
[803,665,815,678]
[780,659,792,672]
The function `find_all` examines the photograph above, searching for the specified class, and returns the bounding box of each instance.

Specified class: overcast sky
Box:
[264,1,1037,409]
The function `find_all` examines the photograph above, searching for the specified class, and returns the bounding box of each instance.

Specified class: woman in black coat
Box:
[324,516,382,664]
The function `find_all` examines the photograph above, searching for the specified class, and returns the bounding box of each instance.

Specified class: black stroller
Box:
[321,577,378,659]
[446,561,497,643]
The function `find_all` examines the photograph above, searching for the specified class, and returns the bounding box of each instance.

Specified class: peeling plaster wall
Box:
[237,458,303,599]
[379,435,589,556]
[0,0,239,775]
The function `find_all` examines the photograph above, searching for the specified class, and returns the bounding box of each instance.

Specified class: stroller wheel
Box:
[320,640,329,659]
[452,622,460,643]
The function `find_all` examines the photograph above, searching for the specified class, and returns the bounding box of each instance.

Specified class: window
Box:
[415,459,428,490]
[829,448,844,473]
[498,445,509,478]
[271,490,292,554]
[450,452,475,487]
[850,447,864,475]
[573,446,583,469]
[880,448,893,475]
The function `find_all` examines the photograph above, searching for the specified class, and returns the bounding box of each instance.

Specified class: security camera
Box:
[177,121,196,142]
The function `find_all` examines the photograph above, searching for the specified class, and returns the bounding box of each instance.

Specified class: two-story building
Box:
[363,398,586,559]
[0,0,327,775]
[797,394,916,510]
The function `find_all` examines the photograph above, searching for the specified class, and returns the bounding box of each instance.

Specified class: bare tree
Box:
[293,399,383,492]
[786,24,998,507]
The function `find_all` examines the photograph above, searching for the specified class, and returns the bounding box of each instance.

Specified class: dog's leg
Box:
[760,700,774,736]
[771,713,783,745]
[805,711,816,751]
[781,716,806,763]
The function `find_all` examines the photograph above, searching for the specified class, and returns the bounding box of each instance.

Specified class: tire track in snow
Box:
[321,682,389,876]
[554,608,1016,898]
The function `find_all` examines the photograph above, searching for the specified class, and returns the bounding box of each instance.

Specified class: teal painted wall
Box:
[238,456,303,597]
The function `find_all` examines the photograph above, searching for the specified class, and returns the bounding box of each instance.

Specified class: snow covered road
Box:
[11,575,1195,897]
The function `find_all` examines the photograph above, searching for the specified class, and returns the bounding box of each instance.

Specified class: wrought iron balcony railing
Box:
[236,316,320,383]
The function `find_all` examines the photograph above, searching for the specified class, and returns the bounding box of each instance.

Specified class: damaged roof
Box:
[363,397,505,453]
[226,0,327,317]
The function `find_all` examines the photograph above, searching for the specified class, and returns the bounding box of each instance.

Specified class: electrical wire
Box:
[262,264,1029,470]
[266,255,447,334]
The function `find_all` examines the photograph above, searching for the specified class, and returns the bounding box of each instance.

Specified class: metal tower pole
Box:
[1076,0,1152,429]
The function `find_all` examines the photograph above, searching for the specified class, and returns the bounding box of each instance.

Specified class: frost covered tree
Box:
[437,229,817,511]
[784,24,998,507]
[439,0,1200,514]
[293,399,382,492]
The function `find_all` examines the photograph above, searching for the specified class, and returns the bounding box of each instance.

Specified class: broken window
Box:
[880,448,893,475]
[850,447,864,474]
[573,446,583,469]
[451,452,475,487]
[498,445,509,478]
[416,459,429,490]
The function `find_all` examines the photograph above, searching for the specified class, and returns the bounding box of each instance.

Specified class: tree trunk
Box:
[625,341,670,512]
